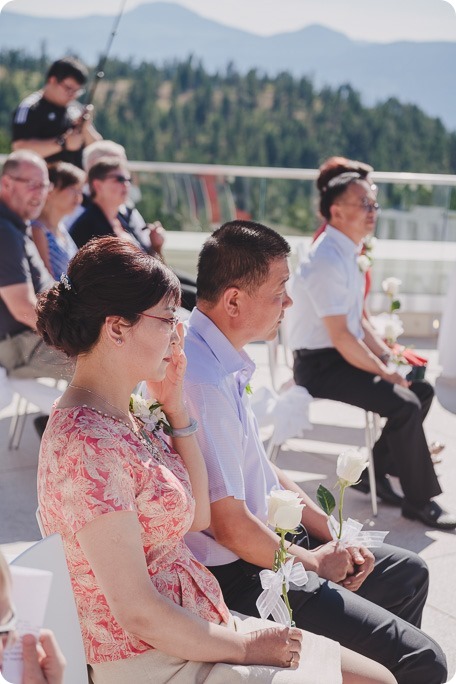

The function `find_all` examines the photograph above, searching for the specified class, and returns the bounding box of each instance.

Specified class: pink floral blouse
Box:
[37,406,230,664]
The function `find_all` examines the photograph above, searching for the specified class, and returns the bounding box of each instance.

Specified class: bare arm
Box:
[12,138,65,158]
[31,226,52,276]
[210,496,352,582]
[323,315,408,387]
[272,464,332,542]
[361,317,392,358]
[76,510,300,667]
[0,282,38,329]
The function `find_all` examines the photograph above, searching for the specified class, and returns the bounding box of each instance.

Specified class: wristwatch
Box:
[56,135,66,150]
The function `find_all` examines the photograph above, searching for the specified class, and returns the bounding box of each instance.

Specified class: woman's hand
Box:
[22,630,66,684]
[146,323,188,421]
[242,625,302,669]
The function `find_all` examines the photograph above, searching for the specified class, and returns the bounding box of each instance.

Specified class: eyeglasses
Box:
[7,175,52,192]
[102,174,132,185]
[139,313,179,332]
[59,80,85,98]
[0,608,17,649]
[339,199,380,213]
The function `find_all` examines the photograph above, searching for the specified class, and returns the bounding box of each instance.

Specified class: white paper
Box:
[2,566,53,684]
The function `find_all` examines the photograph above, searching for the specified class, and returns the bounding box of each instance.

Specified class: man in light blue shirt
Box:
[287,172,455,530]
[184,219,447,684]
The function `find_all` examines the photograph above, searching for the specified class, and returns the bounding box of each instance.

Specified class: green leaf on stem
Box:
[391,299,401,312]
[316,485,336,516]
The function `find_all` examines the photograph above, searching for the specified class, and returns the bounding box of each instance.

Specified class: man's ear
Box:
[222,287,241,318]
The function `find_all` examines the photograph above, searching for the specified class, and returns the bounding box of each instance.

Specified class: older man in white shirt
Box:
[287,172,455,530]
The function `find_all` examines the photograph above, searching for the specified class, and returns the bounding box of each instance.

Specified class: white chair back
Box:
[11,534,89,684]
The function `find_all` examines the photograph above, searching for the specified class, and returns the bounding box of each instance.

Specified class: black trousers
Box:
[293,348,441,507]
[209,542,447,684]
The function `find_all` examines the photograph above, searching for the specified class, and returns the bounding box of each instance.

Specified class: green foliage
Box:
[2,50,456,231]
[316,484,336,516]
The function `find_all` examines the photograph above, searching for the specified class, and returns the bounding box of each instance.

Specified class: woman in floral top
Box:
[36,237,395,684]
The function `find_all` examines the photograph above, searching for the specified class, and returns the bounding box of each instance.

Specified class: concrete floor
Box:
[1,341,455,678]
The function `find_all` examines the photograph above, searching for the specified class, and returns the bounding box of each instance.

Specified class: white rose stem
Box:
[274,528,295,626]
[337,482,348,539]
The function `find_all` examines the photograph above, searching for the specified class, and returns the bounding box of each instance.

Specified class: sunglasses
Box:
[102,174,132,185]
[139,313,179,332]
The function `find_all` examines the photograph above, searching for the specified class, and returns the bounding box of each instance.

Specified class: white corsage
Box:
[130,393,172,435]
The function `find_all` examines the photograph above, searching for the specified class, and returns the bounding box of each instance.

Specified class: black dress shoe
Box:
[402,500,456,530]
[352,474,404,507]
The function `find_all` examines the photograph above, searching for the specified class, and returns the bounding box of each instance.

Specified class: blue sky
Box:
[1,0,456,42]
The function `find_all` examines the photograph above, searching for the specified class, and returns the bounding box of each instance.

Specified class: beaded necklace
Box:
[67,384,167,464]
[81,405,167,464]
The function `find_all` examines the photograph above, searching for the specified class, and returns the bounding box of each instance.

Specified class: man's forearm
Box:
[361,317,391,359]
[12,137,64,158]
[334,329,387,376]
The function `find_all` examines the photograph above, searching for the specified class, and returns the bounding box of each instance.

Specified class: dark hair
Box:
[88,157,124,197]
[36,237,181,357]
[319,172,366,221]
[317,157,373,194]
[47,162,86,191]
[197,220,290,304]
[46,57,88,85]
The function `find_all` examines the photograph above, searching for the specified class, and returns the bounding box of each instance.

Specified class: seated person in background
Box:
[70,150,197,310]
[11,56,101,169]
[0,551,66,684]
[0,151,71,381]
[69,157,151,251]
[36,236,393,684]
[31,162,84,279]
[183,220,447,684]
[287,172,456,530]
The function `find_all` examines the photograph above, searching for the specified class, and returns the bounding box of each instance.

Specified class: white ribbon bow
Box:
[256,558,308,626]
[327,516,388,548]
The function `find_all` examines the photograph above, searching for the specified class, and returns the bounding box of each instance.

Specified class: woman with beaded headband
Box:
[35,236,394,683]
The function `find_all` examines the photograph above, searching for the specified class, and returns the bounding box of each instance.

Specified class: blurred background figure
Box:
[31,162,84,279]
[11,57,102,169]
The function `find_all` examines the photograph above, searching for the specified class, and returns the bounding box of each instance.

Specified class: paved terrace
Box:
[0,340,455,678]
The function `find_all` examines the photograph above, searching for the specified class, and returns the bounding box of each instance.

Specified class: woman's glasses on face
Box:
[0,608,17,650]
[139,313,179,333]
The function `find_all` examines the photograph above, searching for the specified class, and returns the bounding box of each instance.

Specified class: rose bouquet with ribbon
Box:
[317,449,388,547]
[256,490,308,627]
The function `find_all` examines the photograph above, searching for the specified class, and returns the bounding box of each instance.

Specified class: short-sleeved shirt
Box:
[0,202,54,339]
[184,308,280,567]
[69,203,150,252]
[12,91,84,167]
[286,225,365,351]
[37,405,229,665]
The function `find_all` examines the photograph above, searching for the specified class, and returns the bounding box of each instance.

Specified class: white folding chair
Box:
[7,378,63,449]
[11,534,89,684]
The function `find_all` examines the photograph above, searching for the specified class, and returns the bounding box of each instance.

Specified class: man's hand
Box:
[312,541,354,583]
[381,368,410,388]
[64,128,84,151]
[22,630,66,684]
[341,546,375,592]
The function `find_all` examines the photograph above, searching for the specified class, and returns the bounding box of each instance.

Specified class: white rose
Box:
[382,277,402,297]
[267,489,304,531]
[357,255,371,273]
[336,449,368,485]
[363,235,377,251]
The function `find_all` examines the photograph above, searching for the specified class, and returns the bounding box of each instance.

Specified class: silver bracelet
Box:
[171,418,198,437]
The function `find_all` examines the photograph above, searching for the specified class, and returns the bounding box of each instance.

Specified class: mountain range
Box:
[1,2,455,129]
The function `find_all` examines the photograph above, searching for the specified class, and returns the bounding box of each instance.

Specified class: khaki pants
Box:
[0,330,73,380]
[88,613,341,684]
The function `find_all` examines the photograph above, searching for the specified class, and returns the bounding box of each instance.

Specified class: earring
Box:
[116,338,122,345]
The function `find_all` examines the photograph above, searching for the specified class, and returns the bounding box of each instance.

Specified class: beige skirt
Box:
[88,613,342,684]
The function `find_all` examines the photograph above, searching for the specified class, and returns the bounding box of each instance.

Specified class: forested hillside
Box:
[1,51,456,174]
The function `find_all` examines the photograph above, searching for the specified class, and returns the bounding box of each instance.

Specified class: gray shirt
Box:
[0,201,54,339]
